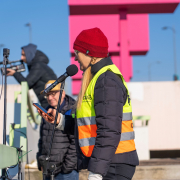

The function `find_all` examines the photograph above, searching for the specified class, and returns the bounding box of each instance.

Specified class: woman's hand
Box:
[38,108,61,124]
[6,68,16,76]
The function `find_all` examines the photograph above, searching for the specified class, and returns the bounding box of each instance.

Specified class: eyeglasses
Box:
[44,91,59,99]
[74,50,79,57]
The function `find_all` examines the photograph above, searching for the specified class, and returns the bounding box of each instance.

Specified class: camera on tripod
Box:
[0,48,26,75]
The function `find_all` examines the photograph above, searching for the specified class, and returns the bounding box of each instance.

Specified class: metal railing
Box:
[133,115,151,126]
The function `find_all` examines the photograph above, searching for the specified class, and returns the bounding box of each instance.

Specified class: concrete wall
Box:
[127,81,180,151]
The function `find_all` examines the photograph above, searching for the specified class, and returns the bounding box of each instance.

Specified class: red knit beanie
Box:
[73,27,109,58]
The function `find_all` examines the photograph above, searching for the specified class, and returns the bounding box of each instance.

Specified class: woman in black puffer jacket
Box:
[42,28,139,180]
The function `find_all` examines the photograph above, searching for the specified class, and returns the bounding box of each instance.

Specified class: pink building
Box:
[68,0,180,95]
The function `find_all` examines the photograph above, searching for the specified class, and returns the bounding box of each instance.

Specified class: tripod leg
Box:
[43,174,47,180]
[51,174,54,180]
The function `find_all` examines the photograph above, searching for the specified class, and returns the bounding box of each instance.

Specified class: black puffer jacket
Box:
[13,44,57,108]
[64,57,139,176]
[36,95,77,175]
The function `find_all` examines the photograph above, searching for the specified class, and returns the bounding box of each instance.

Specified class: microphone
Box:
[42,64,78,94]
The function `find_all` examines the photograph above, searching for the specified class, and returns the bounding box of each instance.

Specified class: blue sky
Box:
[132,6,180,82]
[0,0,180,93]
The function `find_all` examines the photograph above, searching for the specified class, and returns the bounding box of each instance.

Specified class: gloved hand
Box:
[88,171,102,180]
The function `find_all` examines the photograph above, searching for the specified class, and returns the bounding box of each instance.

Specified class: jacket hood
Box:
[21,43,37,65]
[32,50,49,65]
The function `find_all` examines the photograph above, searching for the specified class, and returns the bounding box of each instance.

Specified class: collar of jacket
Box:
[91,56,113,75]
[61,95,76,115]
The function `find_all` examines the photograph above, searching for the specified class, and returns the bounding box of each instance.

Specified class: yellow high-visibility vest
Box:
[76,64,136,157]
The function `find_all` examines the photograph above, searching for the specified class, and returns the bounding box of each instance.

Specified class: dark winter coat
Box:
[36,95,77,175]
[13,44,57,108]
[64,57,139,177]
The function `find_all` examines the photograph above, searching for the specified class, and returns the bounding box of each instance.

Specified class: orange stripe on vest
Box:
[121,120,134,133]
[78,125,97,139]
[81,145,95,157]
[115,140,136,154]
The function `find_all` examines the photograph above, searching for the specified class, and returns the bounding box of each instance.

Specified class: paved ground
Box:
[25,158,180,180]
[139,158,180,166]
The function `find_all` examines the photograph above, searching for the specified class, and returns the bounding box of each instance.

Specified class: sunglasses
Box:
[44,91,59,99]
[74,50,79,56]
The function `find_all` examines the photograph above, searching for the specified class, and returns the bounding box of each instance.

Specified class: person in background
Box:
[7,43,57,108]
[41,27,139,180]
[37,80,78,180]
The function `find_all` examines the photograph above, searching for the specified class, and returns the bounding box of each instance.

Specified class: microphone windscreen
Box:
[66,64,78,76]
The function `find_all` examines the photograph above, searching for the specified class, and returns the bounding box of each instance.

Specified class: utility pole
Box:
[25,23,32,43]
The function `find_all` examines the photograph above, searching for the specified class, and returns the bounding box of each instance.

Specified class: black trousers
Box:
[103,164,136,180]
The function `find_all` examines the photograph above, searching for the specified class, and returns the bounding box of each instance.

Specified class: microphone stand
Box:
[1,49,10,180]
[42,81,65,180]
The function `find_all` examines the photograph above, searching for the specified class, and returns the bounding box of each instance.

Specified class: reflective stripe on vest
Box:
[76,64,136,157]
[78,131,135,147]
[123,112,132,121]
